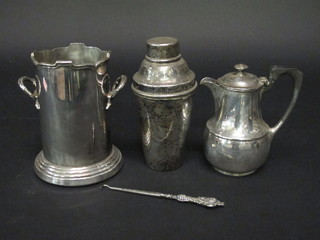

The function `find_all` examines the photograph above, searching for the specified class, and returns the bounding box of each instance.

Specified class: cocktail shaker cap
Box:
[146,37,181,62]
[132,37,197,99]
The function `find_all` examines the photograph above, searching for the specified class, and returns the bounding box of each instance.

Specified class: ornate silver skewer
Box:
[101,184,224,208]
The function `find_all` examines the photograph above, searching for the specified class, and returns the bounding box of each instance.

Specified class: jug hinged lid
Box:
[217,64,264,92]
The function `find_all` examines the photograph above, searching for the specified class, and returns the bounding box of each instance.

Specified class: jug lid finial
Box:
[234,64,248,72]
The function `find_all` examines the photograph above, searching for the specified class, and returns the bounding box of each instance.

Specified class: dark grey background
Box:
[1,0,320,239]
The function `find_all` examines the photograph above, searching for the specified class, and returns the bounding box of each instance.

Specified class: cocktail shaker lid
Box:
[146,37,181,62]
[133,37,197,98]
[217,64,264,92]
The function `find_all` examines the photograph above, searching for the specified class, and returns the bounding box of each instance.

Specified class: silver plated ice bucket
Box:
[18,43,127,186]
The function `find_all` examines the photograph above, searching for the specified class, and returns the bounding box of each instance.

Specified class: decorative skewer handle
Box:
[164,194,224,208]
[101,184,224,208]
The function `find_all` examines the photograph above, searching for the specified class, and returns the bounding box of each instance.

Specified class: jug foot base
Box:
[214,167,256,177]
[34,145,123,186]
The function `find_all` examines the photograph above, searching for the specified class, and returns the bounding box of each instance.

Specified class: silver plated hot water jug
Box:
[201,64,302,176]
[18,43,127,186]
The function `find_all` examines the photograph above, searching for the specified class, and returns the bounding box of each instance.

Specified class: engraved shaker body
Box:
[132,37,197,171]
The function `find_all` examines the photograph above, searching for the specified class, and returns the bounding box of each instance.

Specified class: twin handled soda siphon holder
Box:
[18,38,303,188]
[18,43,127,186]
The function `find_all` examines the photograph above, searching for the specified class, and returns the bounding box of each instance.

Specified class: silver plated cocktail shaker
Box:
[132,37,197,171]
[18,43,127,186]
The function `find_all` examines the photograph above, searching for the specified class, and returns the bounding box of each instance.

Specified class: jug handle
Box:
[268,66,303,135]
[97,74,127,110]
[18,76,41,109]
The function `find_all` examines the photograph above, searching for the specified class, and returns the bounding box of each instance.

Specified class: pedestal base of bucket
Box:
[34,145,123,186]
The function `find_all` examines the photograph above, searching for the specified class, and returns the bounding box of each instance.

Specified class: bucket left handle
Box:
[97,74,127,110]
[18,76,41,109]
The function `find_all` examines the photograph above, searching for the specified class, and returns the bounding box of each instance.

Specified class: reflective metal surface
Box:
[201,64,303,176]
[18,43,127,186]
[136,97,193,171]
[133,37,197,171]
[102,184,224,208]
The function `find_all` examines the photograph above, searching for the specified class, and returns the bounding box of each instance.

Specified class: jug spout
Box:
[200,77,220,93]
[200,77,223,110]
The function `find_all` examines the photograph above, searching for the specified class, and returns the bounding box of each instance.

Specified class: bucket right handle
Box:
[97,74,127,110]
[18,76,41,109]
[268,66,303,135]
